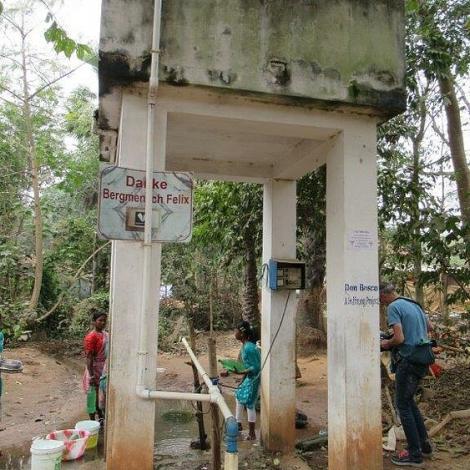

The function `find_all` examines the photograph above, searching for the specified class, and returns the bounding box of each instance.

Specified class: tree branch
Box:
[429,111,450,147]
[0,52,23,68]
[455,82,470,115]
[29,64,84,100]
[35,241,111,323]
[0,85,25,104]
[2,14,23,35]
[0,95,20,108]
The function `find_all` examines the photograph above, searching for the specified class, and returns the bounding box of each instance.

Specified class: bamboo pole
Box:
[429,409,470,437]
[188,315,209,450]
[208,336,221,470]
[208,272,221,469]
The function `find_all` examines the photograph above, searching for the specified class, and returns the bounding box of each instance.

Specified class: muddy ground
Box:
[1,332,469,469]
[0,344,84,450]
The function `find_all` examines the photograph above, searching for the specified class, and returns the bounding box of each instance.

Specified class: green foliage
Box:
[193,181,262,325]
[408,0,470,80]
[297,166,327,287]
[162,242,243,332]
[194,181,262,256]
[44,20,96,65]
[377,1,470,310]
[419,214,470,304]
[69,291,109,338]
[38,258,61,309]
[0,5,106,333]
[0,300,28,340]
[59,87,99,208]
[406,0,420,13]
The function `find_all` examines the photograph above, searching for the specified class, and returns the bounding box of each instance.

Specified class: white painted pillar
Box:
[260,179,297,452]
[326,120,382,470]
[106,94,167,470]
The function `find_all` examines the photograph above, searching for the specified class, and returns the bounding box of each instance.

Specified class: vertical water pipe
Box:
[181,338,238,469]
[136,0,163,394]
[132,4,238,468]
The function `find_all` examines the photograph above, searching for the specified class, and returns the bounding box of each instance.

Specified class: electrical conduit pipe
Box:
[136,0,163,393]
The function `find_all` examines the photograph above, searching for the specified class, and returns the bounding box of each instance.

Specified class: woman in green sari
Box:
[234,321,260,440]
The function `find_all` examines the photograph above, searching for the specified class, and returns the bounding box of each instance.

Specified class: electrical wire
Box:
[258,263,269,287]
[193,286,292,432]
[220,289,292,387]
[255,289,292,382]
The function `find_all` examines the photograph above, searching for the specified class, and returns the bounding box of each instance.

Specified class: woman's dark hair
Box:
[237,320,258,343]
[92,309,107,322]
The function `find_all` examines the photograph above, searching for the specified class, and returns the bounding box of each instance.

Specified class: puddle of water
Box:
[0,437,105,469]
[0,395,238,469]
[154,399,211,469]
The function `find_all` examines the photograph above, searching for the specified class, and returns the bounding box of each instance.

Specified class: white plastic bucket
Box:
[75,420,100,449]
[30,439,64,470]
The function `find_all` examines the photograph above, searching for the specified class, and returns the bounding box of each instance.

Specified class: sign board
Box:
[346,230,376,251]
[98,165,193,242]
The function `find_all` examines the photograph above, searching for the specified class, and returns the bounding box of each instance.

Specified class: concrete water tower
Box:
[97,1,405,469]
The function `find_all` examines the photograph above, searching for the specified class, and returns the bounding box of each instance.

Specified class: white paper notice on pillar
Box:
[98,165,193,242]
[346,230,376,251]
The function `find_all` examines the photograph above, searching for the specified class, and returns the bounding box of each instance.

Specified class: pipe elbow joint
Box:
[224,416,238,453]
[136,385,149,399]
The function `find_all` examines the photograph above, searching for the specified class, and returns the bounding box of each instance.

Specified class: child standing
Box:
[234,320,260,440]
[82,310,108,423]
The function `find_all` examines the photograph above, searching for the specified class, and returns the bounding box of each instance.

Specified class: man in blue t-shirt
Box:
[380,284,432,468]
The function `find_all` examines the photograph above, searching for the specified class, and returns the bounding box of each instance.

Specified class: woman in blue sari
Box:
[234,320,260,440]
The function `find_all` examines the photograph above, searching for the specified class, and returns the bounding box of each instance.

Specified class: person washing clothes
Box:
[380,284,434,468]
[233,320,260,440]
[82,310,108,424]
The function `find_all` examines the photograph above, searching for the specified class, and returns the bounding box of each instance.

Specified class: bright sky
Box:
[54,0,101,96]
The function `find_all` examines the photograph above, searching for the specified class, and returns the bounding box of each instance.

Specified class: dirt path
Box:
[0,345,86,453]
[1,334,469,470]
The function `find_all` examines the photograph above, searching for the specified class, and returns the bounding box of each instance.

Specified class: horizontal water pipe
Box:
[135,337,238,468]
[135,388,213,402]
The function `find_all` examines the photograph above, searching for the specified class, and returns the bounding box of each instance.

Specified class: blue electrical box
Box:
[268,259,306,290]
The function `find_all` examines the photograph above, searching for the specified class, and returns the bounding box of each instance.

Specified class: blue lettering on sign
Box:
[343,282,379,307]
[343,296,380,306]
[360,283,378,291]
[344,283,357,291]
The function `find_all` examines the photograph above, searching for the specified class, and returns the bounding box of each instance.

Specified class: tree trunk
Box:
[242,235,260,329]
[410,92,426,307]
[296,228,326,334]
[297,285,325,332]
[91,232,97,295]
[439,74,470,231]
[21,33,43,312]
[440,272,449,326]
[208,336,221,470]
[187,315,209,450]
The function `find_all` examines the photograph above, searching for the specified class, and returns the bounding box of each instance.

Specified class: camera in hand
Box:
[380,331,393,352]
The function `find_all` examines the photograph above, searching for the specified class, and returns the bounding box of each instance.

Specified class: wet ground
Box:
[0,398,241,469]
[4,335,469,469]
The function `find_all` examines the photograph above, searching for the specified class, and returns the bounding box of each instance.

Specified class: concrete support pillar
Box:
[260,179,297,452]
[106,94,167,469]
[326,120,382,470]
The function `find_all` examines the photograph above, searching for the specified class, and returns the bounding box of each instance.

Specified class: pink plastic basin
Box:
[46,429,90,461]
